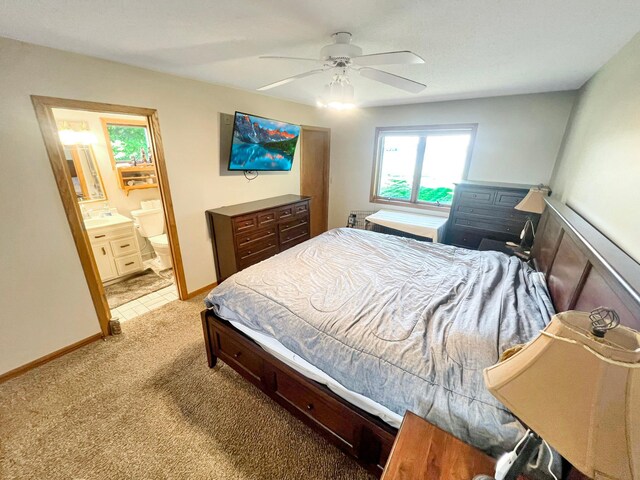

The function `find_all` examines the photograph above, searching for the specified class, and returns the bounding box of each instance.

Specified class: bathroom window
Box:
[101,117,152,168]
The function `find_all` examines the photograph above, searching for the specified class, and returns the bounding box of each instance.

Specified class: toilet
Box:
[131,200,172,270]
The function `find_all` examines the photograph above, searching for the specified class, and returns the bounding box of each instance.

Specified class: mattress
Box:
[205,227,554,456]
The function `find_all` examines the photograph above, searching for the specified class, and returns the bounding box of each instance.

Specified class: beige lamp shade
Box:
[484,311,640,479]
[515,186,549,214]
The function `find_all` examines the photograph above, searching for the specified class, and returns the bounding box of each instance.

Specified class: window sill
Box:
[371,197,451,215]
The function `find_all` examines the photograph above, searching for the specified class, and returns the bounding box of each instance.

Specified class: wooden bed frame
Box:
[201,197,640,478]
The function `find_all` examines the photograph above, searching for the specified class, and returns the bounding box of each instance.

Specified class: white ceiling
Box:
[1,0,639,107]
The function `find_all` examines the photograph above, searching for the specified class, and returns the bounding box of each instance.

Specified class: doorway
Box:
[300,126,331,237]
[32,96,187,336]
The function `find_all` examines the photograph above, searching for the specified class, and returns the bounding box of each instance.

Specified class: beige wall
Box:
[327,92,576,228]
[0,37,326,375]
[550,32,640,264]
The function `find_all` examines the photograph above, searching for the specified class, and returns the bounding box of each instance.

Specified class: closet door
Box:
[300,126,330,237]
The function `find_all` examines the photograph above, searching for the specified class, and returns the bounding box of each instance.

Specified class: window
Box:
[100,117,152,168]
[371,125,476,208]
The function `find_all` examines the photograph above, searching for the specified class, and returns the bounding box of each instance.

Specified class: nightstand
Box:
[381,411,495,480]
[478,238,530,261]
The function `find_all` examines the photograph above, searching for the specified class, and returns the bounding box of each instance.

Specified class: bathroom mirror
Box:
[64,145,107,203]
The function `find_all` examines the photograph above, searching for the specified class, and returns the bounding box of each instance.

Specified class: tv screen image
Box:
[228,112,301,171]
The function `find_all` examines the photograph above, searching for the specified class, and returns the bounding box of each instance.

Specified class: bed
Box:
[201,198,640,477]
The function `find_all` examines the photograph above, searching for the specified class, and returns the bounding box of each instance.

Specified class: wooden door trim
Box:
[31,96,188,336]
[300,125,331,234]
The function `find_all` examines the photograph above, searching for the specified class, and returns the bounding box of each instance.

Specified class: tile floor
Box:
[110,284,178,322]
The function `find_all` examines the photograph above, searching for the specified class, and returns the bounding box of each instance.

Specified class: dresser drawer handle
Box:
[245,237,250,242]
[125,261,135,266]
[233,351,241,359]
[245,221,251,226]
[469,209,474,213]
[95,234,106,238]
[101,247,106,255]
[306,403,314,411]
[120,244,131,248]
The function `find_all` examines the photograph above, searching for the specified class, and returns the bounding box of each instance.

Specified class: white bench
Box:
[365,209,448,243]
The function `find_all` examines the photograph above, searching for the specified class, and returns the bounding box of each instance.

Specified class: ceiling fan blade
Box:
[259,55,319,62]
[359,68,426,93]
[257,68,326,91]
[354,51,425,66]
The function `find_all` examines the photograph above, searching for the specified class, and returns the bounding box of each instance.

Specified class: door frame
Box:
[300,125,331,234]
[31,96,188,336]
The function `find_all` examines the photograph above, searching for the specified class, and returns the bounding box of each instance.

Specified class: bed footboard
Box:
[200,308,397,477]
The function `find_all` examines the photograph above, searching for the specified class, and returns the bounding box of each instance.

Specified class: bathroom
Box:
[53,108,178,322]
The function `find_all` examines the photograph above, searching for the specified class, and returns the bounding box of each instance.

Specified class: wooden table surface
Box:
[381,411,496,480]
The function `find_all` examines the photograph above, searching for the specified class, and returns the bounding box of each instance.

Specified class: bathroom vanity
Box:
[85,214,143,282]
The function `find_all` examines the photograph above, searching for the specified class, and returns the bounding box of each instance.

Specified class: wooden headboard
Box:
[531,198,640,330]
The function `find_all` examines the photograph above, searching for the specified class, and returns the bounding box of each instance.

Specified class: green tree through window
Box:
[106,124,150,163]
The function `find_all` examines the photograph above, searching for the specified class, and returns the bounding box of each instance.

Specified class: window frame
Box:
[369,124,477,211]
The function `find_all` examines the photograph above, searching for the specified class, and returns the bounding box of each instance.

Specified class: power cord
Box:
[243,170,259,181]
[544,440,558,480]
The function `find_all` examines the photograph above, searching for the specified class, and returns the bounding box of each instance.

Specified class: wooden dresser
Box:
[206,195,311,282]
[445,181,539,249]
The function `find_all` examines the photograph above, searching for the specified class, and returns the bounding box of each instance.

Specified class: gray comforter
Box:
[205,227,554,455]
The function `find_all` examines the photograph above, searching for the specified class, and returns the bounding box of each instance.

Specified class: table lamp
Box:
[514,185,550,250]
[482,309,640,480]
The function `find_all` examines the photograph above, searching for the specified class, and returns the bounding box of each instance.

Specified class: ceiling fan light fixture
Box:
[318,74,356,110]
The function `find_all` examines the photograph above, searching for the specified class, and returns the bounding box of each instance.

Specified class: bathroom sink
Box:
[84,213,133,230]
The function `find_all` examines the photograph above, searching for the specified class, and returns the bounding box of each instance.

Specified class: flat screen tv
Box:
[228,112,301,171]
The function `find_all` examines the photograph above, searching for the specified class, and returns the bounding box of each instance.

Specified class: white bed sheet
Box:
[227,318,403,429]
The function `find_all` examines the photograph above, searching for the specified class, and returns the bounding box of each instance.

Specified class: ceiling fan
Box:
[257,32,426,107]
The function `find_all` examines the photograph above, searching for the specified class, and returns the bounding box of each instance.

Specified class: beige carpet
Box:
[0,295,373,480]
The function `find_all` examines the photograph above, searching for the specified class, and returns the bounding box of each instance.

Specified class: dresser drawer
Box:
[115,253,142,275]
[494,191,526,208]
[233,214,258,234]
[236,226,277,249]
[457,204,528,223]
[238,242,279,269]
[457,189,494,205]
[274,368,356,447]
[257,210,277,227]
[453,217,521,236]
[294,201,309,216]
[280,214,309,232]
[280,224,309,248]
[217,332,264,382]
[278,205,295,220]
[238,236,278,256]
[447,229,485,249]
[110,236,137,257]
